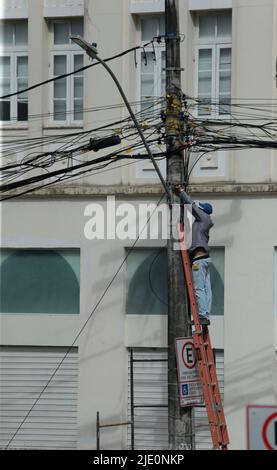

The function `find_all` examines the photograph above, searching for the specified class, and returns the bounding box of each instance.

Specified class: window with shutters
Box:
[50,18,84,124]
[127,348,224,450]
[140,15,165,111]
[0,21,28,122]
[136,15,166,178]
[196,12,232,117]
[0,346,78,450]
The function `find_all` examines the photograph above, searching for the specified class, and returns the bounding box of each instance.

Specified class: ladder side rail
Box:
[193,332,226,448]
[202,330,229,446]
[177,223,229,449]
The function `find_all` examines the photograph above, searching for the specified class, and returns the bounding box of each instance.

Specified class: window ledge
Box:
[189,0,232,10]
[43,0,84,18]
[43,124,84,130]
[130,0,165,14]
[0,125,28,130]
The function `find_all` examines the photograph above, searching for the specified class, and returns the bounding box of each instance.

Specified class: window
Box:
[126,248,168,315]
[140,15,165,111]
[0,248,80,314]
[127,348,224,450]
[209,247,225,316]
[51,19,84,123]
[0,21,28,122]
[0,346,78,449]
[126,246,224,316]
[197,13,232,116]
[137,15,166,178]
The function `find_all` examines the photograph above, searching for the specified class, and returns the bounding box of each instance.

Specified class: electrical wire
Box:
[0,98,164,160]
[5,191,166,449]
[0,127,163,187]
[0,104,166,193]
[0,43,154,101]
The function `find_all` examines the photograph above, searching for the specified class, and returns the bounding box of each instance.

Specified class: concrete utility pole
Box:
[165,0,193,450]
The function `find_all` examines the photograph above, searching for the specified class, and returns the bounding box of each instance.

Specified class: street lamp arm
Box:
[70,36,171,200]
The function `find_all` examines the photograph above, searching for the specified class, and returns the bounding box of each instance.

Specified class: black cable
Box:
[0,43,153,101]
[0,99,163,159]
[94,49,170,199]
[5,192,166,449]
[0,157,148,202]
[187,150,217,183]
[0,134,165,193]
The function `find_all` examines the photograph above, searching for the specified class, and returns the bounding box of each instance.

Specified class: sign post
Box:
[175,337,203,407]
[247,405,277,450]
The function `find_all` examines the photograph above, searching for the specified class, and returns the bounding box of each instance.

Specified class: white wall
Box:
[1,194,277,449]
[1,0,277,450]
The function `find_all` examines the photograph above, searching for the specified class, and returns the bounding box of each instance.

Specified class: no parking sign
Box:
[175,337,203,407]
[247,405,277,450]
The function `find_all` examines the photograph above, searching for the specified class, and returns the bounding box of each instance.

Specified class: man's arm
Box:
[174,184,204,221]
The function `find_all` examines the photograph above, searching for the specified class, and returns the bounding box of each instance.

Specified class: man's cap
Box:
[198,202,213,215]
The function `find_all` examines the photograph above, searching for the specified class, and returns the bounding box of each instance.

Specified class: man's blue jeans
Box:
[192,257,212,319]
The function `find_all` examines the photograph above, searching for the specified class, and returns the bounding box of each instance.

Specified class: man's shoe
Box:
[190,317,210,326]
[199,316,210,326]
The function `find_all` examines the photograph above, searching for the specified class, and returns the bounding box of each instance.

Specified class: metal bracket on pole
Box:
[163,67,184,71]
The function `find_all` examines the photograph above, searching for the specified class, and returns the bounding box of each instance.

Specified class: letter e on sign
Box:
[182,341,197,369]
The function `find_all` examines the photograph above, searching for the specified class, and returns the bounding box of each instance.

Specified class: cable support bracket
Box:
[163,67,184,71]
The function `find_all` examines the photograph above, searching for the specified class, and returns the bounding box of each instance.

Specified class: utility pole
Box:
[165,0,193,450]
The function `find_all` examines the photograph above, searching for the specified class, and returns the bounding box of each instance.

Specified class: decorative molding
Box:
[193,151,226,178]
[130,0,165,14]
[43,0,84,18]
[200,153,219,170]
[0,0,28,19]
[189,0,232,11]
[7,182,277,199]
[135,158,166,179]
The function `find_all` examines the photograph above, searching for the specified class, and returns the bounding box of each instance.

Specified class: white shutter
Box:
[128,348,224,450]
[128,348,168,450]
[0,346,78,449]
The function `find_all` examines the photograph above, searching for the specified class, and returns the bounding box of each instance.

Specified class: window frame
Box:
[209,246,225,317]
[0,20,28,124]
[136,15,166,177]
[49,19,84,126]
[139,15,166,111]
[125,247,168,316]
[195,12,232,119]
[0,247,81,315]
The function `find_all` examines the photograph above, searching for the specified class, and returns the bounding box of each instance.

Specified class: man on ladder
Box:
[174,184,229,450]
[174,183,214,326]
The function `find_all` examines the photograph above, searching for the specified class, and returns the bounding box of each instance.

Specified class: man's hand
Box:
[173,182,184,194]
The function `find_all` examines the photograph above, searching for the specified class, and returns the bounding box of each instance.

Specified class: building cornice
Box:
[4,182,277,200]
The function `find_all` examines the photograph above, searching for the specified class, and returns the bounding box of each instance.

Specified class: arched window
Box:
[0,249,80,314]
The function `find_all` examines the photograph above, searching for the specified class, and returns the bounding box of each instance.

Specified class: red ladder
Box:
[178,223,229,450]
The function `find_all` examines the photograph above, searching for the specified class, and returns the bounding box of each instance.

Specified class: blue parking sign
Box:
[182,384,189,396]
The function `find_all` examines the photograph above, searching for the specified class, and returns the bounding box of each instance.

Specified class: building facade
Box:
[0,0,277,450]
